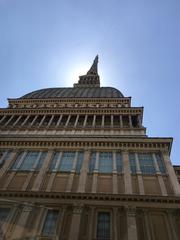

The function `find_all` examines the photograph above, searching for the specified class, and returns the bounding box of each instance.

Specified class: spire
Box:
[87,55,98,75]
[74,55,100,88]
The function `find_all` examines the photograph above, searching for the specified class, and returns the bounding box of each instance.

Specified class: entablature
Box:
[0,136,172,154]
[0,107,143,116]
[7,97,131,109]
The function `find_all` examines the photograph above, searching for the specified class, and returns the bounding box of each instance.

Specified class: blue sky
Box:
[0,0,179,164]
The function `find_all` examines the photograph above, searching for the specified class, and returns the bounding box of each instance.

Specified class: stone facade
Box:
[0,57,180,240]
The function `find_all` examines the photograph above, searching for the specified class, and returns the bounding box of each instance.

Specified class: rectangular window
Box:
[59,152,75,172]
[155,153,166,174]
[76,152,84,173]
[11,151,47,171]
[99,152,112,173]
[97,212,110,240]
[116,152,123,173]
[20,151,39,170]
[49,152,61,171]
[0,150,12,167]
[129,153,137,174]
[42,210,59,236]
[138,153,155,174]
[0,208,10,222]
[89,152,96,173]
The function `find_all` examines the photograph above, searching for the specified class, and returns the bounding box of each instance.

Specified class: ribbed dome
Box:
[21,87,124,99]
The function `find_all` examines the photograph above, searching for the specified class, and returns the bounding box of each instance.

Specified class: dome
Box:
[20,87,124,99]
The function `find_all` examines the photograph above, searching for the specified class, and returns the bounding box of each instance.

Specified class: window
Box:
[59,152,75,172]
[129,153,137,174]
[11,151,47,171]
[155,153,166,174]
[42,210,59,236]
[0,208,10,222]
[89,152,96,173]
[116,152,123,173]
[138,153,155,174]
[0,150,12,167]
[99,152,112,173]
[97,212,110,240]
[49,151,82,172]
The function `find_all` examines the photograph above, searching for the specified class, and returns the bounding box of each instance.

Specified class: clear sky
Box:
[0,0,179,164]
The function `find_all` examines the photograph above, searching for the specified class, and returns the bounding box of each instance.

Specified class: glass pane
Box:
[97,212,110,240]
[49,152,61,171]
[42,210,59,236]
[59,152,75,172]
[156,153,166,173]
[20,151,39,170]
[116,152,123,173]
[10,152,24,170]
[99,152,112,173]
[76,152,84,173]
[89,152,96,173]
[129,153,137,174]
[138,153,155,174]
[0,208,10,222]
[36,152,47,170]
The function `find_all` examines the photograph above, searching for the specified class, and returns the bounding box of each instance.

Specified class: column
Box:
[91,152,99,193]
[74,115,79,127]
[92,115,96,127]
[46,152,62,192]
[66,152,78,192]
[47,115,54,127]
[83,115,88,127]
[120,115,123,127]
[77,150,90,192]
[137,115,142,127]
[135,153,145,195]
[4,115,13,126]
[88,207,95,240]
[112,151,118,194]
[162,150,180,195]
[101,115,105,127]
[0,115,6,124]
[13,115,21,126]
[129,115,132,128]
[122,150,132,194]
[152,153,167,196]
[65,115,71,127]
[30,207,45,237]
[38,115,46,127]
[68,204,83,240]
[21,115,30,126]
[30,115,38,126]
[143,209,152,240]
[12,204,32,238]
[111,115,114,127]
[32,150,54,191]
[166,210,179,240]
[126,207,138,240]
[56,115,63,127]
[113,208,118,240]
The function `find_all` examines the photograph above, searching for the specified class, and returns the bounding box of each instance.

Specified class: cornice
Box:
[0,191,179,206]
[0,136,172,153]
[0,107,143,115]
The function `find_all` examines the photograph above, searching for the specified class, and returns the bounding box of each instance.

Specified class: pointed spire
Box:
[74,55,100,88]
[87,55,98,75]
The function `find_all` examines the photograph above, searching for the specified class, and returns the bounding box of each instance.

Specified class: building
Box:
[0,56,180,240]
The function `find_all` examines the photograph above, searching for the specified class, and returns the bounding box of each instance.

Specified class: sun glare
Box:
[64,63,90,87]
